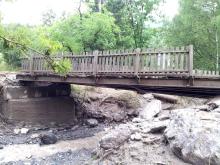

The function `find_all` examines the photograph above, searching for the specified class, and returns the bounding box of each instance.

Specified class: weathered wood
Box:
[134,48,141,76]
[93,50,98,75]
[29,55,34,75]
[152,93,179,104]
[188,45,193,76]
[20,45,211,78]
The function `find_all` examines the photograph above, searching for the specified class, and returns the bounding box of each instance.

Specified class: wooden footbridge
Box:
[16,45,220,96]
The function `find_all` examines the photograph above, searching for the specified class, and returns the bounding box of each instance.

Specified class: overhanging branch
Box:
[0,35,56,70]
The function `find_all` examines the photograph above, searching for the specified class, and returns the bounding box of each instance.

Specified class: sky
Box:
[0,0,179,25]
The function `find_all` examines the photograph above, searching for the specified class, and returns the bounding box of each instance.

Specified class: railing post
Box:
[29,54,34,75]
[93,50,99,76]
[134,48,141,76]
[188,45,193,76]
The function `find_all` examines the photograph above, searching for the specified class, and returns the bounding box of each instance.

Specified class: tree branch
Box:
[0,35,56,70]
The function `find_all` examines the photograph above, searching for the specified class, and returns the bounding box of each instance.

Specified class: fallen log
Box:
[152,93,179,104]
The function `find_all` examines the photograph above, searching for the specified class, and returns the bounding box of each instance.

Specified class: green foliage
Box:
[0,53,17,71]
[52,59,72,75]
[105,0,161,48]
[31,26,63,54]
[165,0,220,70]
[80,12,120,50]
[49,12,120,52]
[0,24,32,67]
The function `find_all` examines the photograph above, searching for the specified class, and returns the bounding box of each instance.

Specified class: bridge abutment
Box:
[0,82,76,125]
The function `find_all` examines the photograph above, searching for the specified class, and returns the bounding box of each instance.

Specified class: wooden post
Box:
[135,48,141,76]
[188,45,193,76]
[93,50,99,76]
[29,54,34,75]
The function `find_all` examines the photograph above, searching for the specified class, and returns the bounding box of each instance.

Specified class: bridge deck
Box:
[17,45,220,95]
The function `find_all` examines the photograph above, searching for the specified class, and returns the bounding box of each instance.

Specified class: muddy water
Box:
[0,131,104,163]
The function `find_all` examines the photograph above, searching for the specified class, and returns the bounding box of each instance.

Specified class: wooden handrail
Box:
[21,46,198,77]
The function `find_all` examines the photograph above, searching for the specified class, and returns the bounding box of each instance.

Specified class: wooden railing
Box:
[21,45,194,77]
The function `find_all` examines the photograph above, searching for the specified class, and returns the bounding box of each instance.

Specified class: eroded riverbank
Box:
[1,73,220,165]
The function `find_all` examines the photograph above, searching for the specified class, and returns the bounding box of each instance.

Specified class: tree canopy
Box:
[166,0,220,70]
[0,0,220,72]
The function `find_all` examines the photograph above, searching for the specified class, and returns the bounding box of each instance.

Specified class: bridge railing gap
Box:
[20,45,220,78]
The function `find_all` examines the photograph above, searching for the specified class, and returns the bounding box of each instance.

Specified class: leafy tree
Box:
[0,25,32,67]
[49,12,120,52]
[105,0,161,48]
[166,0,220,70]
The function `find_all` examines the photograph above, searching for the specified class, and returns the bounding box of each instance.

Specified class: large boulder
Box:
[139,100,162,120]
[165,110,220,165]
[99,124,134,150]
[81,89,141,122]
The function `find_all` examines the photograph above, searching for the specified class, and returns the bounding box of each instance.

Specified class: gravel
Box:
[2,149,93,165]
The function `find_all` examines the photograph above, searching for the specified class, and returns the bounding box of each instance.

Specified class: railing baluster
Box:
[188,45,193,76]
[29,55,34,75]
[93,50,98,75]
[134,48,141,76]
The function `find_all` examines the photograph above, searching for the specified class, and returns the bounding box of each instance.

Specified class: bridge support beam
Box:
[0,83,76,125]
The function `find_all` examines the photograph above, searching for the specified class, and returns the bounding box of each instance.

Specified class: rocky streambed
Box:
[1,74,220,165]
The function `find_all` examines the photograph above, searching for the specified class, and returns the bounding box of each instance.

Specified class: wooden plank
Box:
[134,48,141,76]
[112,55,115,72]
[174,47,179,70]
[188,45,193,76]
[93,50,98,75]
[29,55,34,75]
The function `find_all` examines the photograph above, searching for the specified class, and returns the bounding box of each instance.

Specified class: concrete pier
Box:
[0,83,76,125]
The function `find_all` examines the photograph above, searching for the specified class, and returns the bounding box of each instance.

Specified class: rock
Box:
[139,100,162,120]
[86,119,98,127]
[13,128,20,134]
[159,115,170,121]
[214,108,220,113]
[132,117,144,123]
[196,104,217,112]
[26,153,32,159]
[40,133,57,145]
[142,136,161,145]
[130,133,142,141]
[162,103,174,110]
[206,97,220,110]
[154,162,166,165]
[149,122,167,134]
[165,110,220,165]
[20,128,29,134]
[31,133,39,139]
[99,124,133,150]
[143,93,154,100]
